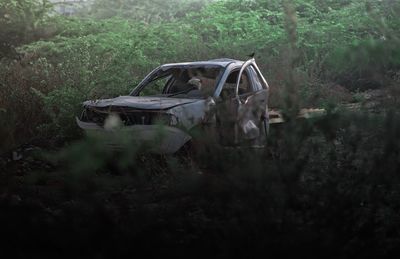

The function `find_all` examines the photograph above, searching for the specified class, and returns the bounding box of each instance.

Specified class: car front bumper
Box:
[76,117,192,154]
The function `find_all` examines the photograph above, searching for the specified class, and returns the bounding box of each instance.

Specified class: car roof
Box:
[160,58,244,69]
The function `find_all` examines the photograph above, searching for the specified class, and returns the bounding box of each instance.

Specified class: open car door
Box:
[216,59,269,146]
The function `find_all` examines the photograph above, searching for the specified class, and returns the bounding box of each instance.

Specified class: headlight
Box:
[104,113,123,130]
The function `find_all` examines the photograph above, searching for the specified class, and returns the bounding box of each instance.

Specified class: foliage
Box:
[0,0,54,58]
[1,0,400,257]
[87,0,212,22]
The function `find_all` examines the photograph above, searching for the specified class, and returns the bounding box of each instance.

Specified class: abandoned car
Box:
[76,58,271,153]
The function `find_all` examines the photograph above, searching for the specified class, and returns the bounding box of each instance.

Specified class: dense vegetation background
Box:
[1,0,400,258]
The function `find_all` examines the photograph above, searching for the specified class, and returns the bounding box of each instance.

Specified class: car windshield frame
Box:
[130,64,226,99]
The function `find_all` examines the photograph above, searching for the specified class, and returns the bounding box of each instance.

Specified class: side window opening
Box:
[221,69,253,99]
[238,71,251,95]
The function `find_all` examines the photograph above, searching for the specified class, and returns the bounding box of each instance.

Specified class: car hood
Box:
[83,96,202,110]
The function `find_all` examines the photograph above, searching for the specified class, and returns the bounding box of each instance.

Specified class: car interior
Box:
[220,69,253,100]
[139,67,221,98]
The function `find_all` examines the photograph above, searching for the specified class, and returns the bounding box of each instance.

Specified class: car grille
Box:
[119,112,154,125]
[83,108,157,126]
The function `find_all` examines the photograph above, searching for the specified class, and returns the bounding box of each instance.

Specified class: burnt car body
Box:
[76,58,270,153]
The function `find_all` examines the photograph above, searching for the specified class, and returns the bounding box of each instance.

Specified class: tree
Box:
[0,0,52,59]
[88,0,211,22]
